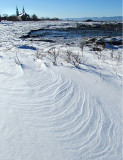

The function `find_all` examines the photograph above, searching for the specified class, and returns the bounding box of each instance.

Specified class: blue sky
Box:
[0,0,122,18]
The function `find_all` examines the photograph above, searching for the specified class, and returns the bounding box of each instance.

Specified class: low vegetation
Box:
[34,39,122,77]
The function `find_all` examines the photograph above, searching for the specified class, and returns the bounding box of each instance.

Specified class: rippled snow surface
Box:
[0,21,122,160]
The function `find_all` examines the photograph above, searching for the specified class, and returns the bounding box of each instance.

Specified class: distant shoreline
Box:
[63,16,122,22]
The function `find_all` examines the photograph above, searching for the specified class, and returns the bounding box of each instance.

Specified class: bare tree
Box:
[71,53,81,67]
[15,53,21,65]
[80,40,85,57]
[65,50,72,63]
[31,14,39,21]
[48,47,59,65]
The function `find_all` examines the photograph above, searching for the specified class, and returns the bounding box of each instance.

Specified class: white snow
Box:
[0,21,122,160]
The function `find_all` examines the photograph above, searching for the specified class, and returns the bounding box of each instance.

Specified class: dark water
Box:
[30,28,122,39]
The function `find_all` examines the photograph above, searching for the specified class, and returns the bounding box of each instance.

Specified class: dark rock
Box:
[92,47,102,51]
[29,39,55,43]
[40,39,55,43]
[84,19,93,22]
[86,38,96,43]
[96,38,105,45]
[105,38,122,45]
[20,34,30,38]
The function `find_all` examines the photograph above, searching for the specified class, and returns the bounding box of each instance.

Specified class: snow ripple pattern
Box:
[0,60,122,160]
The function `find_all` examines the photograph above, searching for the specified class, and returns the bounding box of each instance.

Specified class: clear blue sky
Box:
[0,0,122,18]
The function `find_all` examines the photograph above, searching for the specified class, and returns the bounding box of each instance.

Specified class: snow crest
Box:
[0,56,122,160]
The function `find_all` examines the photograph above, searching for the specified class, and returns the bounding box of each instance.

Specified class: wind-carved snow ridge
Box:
[44,66,121,160]
[0,55,122,160]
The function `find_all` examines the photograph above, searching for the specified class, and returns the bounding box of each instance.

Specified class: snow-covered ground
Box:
[0,21,122,160]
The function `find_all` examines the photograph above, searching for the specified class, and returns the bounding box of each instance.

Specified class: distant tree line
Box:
[0,14,60,21]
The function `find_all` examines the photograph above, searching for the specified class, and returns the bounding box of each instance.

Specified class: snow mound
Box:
[0,54,122,160]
